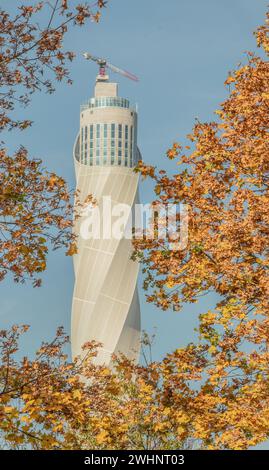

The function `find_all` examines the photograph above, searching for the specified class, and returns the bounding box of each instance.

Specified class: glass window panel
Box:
[84,97,130,109]
[104,124,107,138]
[118,124,122,139]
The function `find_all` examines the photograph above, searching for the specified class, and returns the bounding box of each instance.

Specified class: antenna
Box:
[83,52,139,82]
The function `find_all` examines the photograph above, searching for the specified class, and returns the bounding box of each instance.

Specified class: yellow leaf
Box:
[225,76,235,84]
[96,430,109,444]
[21,415,32,423]
[73,389,82,400]
[3,406,14,413]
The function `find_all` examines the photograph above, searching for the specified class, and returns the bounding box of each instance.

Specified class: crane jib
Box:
[83,52,139,82]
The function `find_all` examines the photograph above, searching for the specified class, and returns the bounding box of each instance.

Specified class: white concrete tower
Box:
[71,72,141,365]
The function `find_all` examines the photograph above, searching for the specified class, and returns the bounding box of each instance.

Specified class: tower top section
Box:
[75,54,140,170]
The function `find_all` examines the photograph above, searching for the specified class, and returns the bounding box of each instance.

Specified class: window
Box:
[118,148,122,166]
[125,142,129,163]
[80,127,84,163]
[124,125,129,165]
[89,124,94,166]
[96,126,100,162]
[130,126,133,167]
[103,124,108,164]
[111,147,115,165]
[96,140,100,165]
[87,97,130,109]
[80,121,134,167]
[84,143,88,164]
[118,125,122,165]
[118,124,122,139]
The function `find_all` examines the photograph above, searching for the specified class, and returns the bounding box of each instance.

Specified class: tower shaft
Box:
[71,76,141,364]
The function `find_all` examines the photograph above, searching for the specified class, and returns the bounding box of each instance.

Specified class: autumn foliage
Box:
[0,321,268,450]
[0,1,107,284]
[1,3,269,451]
[0,1,106,131]
[131,11,269,449]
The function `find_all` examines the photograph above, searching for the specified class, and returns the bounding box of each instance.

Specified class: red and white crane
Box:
[83,52,139,82]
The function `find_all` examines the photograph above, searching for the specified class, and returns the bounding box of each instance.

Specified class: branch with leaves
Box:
[0,1,108,285]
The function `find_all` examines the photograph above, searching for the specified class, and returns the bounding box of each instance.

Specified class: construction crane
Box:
[83,52,139,82]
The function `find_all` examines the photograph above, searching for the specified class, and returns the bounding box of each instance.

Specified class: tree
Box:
[1,324,268,450]
[133,17,269,315]
[1,4,269,452]
[0,325,95,449]
[0,1,107,284]
[131,9,269,449]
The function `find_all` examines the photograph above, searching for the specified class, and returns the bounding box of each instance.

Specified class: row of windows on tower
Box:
[79,123,136,167]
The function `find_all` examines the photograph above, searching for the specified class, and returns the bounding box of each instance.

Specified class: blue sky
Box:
[1,2,268,447]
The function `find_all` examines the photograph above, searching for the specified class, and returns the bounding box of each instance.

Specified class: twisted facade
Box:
[71,75,141,365]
